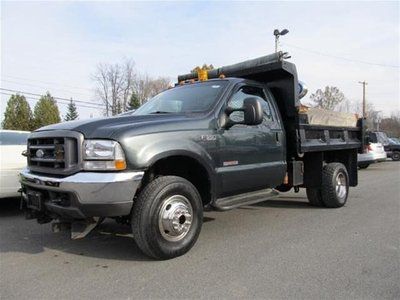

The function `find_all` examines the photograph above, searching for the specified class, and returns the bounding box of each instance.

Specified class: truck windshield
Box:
[133,81,228,115]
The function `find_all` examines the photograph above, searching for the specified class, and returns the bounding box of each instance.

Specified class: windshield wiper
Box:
[149,111,173,114]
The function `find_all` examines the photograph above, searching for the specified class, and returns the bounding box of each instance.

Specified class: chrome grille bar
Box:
[27,130,84,176]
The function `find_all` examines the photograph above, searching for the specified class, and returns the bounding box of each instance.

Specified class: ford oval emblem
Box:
[36,149,45,158]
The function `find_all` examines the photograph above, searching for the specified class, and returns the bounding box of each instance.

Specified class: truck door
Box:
[217,84,286,197]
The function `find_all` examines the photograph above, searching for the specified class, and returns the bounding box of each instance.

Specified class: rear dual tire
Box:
[306,162,349,208]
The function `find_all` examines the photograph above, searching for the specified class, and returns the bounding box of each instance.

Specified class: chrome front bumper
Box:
[20,168,144,218]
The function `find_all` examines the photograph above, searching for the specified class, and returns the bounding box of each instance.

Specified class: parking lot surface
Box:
[1,162,399,299]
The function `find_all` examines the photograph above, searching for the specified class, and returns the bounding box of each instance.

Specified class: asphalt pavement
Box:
[1,162,399,299]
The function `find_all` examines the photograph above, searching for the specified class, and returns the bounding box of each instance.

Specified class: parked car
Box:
[385,138,400,161]
[368,131,400,161]
[389,137,400,144]
[357,142,387,169]
[369,131,390,146]
[0,130,30,198]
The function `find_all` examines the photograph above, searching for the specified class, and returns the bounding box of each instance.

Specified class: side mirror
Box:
[224,97,263,129]
[242,97,263,126]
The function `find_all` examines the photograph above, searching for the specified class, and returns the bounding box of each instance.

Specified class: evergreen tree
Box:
[33,92,61,129]
[64,99,79,121]
[128,92,141,110]
[2,94,33,131]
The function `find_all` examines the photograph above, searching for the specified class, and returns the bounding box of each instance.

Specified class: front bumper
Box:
[20,168,144,219]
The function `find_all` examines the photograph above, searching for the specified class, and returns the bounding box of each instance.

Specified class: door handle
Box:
[275,132,279,142]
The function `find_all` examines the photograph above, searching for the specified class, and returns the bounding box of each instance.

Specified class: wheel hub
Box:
[335,172,347,202]
[159,195,193,242]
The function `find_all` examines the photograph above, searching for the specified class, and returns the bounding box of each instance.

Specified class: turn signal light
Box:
[115,159,127,170]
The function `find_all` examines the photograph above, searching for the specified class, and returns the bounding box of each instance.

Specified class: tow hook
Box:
[70,217,102,240]
[52,218,102,239]
[294,186,300,193]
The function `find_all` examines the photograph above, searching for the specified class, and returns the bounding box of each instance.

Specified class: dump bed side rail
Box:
[298,124,363,153]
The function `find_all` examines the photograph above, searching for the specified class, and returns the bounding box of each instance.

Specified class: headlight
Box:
[83,140,126,171]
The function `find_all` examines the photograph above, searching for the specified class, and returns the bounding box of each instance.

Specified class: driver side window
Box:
[228,86,266,123]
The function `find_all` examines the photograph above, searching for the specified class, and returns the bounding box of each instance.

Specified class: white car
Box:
[0,130,30,198]
[357,142,387,169]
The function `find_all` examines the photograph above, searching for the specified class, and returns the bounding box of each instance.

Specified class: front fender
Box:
[121,131,217,186]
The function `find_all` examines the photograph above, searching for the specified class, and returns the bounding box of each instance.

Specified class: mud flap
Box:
[70,217,102,240]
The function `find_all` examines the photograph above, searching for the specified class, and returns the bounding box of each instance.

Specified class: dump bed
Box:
[178,52,365,158]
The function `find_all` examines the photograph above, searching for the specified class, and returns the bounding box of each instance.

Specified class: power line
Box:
[0,92,103,109]
[0,92,104,110]
[0,88,105,107]
[1,79,93,98]
[1,75,94,92]
[282,43,400,69]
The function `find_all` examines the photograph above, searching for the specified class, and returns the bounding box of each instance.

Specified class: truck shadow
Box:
[0,220,151,261]
[0,202,216,261]
[0,196,319,261]
[0,197,23,217]
[251,197,320,209]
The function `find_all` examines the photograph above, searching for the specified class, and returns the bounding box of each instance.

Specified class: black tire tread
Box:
[321,162,348,208]
[306,188,325,207]
[131,176,202,259]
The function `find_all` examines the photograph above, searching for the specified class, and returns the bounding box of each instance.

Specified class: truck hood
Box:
[35,114,198,138]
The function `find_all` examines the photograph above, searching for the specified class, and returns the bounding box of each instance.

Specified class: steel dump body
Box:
[178,53,365,163]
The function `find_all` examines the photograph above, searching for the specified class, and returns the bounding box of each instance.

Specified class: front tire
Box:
[131,176,203,259]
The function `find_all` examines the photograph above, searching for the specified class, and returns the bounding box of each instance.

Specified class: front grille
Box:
[27,131,83,176]
[29,137,67,169]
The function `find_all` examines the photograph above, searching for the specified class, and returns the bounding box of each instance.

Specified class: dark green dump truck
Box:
[20,52,365,259]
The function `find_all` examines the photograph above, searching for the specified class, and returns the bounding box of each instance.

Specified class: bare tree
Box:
[122,61,135,110]
[337,98,382,130]
[132,74,171,105]
[380,112,400,137]
[149,77,171,99]
[93,63,111,116]
[310,86,346,111]
[93,58,171,115]
[132,74,152,106]
[93,59,136,116]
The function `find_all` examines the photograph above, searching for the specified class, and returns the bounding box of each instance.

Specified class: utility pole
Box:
[358,81,368,118]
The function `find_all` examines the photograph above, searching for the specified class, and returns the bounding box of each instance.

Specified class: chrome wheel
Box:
[335,172,347,202]
[158,195,193,242]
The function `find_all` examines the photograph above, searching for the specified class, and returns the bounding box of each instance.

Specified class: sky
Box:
[1,1,399,122]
